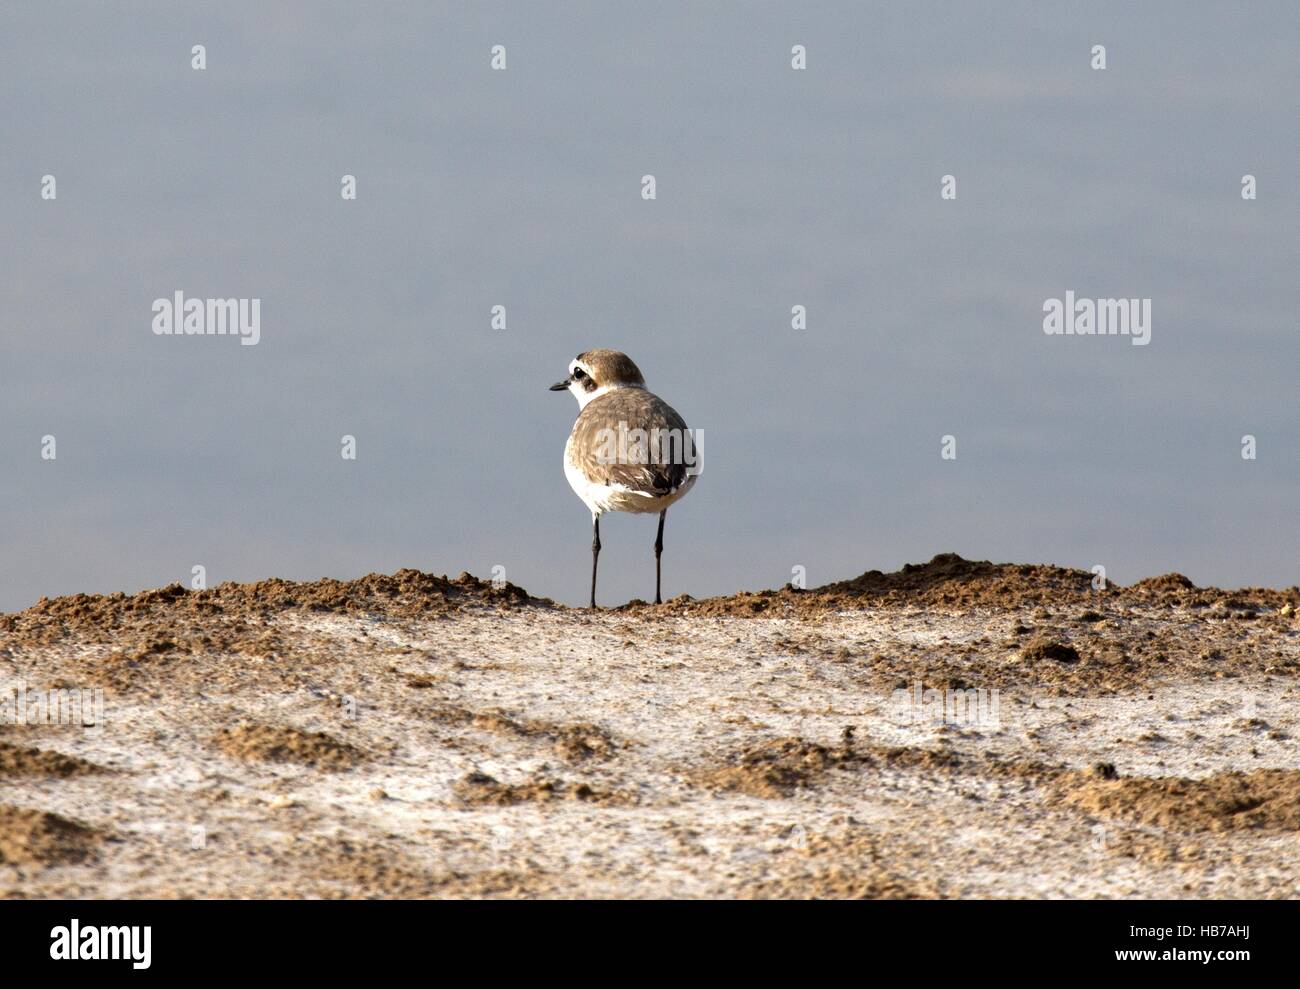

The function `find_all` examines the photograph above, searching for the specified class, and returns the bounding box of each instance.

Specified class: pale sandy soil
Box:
[2,560,1298,898]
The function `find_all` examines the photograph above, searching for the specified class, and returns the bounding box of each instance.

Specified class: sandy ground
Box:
[1,556,1298,898]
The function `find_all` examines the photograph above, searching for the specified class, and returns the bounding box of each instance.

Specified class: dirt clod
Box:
[1063,769,1300,832]
[212,724,365,770]
[1023,638,1082,664]
[0,742,104,778]
[452,772,624,806]
[0,806,101,867]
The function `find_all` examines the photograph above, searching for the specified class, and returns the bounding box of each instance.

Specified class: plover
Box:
[550,350,700,607]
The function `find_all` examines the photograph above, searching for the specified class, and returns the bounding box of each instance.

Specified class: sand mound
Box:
[2,570,1297,897]
[4,558,1297,634]
[0,806,101,867]
[1122,573,1298,612]
[0,742,104,779]
[747,866,936,900]
[1021,637,1082,664]
[1129,573,1196,592]
[637,554,1106,617]
[263,837,552,899]
[742,826,943,900]
[406,698,620,761]
[465,710,617,761]
[289,839,447,898]
[696,737,858,798]
[1062,769,1300,832]
[2,569,550,650]
[694,737,1030,799]
[452,772,626,806]
[1,569,554,694]
[633,553,1300,616]
[212,724,365,770]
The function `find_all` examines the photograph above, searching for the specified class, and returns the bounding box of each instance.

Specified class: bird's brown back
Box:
[567,388,691,495]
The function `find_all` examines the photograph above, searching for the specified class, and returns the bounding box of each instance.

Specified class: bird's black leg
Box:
[590,515,601,609]
[654,509,666,604]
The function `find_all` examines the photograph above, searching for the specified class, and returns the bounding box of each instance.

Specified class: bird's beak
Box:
[549,377,572,392]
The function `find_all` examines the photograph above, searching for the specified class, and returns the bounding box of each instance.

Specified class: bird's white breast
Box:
[563,434,696,518]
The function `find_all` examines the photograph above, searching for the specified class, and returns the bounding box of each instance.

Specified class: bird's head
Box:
[549,349,646,408]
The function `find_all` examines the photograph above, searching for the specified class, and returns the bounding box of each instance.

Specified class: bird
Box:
[550,349,700,607]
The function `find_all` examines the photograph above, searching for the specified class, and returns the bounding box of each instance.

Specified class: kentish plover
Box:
[550,350,700,607]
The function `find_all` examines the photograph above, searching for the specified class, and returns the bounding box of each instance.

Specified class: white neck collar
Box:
[571,380,644,410]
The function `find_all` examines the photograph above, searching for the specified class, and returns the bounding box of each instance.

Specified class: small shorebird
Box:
[550,350,699,607]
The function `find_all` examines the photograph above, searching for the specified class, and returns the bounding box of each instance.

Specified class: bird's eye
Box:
[573,368,586,380]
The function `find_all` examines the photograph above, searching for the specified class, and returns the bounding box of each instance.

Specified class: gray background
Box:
[2,1,1297,612]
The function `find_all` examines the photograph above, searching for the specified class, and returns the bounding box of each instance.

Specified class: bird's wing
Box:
[569,391,692,496]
